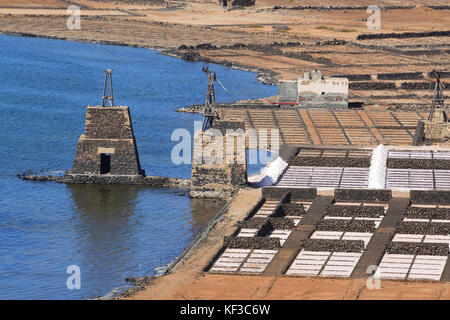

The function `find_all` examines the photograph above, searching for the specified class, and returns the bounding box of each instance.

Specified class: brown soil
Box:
[132,274,450,300]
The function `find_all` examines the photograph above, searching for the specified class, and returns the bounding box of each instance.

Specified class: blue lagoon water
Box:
[0,35,277,299]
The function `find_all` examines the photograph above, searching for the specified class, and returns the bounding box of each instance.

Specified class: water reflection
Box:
[67,184,140,295]
[68,184,139,217]
[65,184,226,298]
[189,198,226,235]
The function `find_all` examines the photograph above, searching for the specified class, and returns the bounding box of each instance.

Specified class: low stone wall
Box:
[400,82,449,90]
[412,120,425,146]
[280,203,306,216]
[357,30,450,40]
[223,236,281,250]
[397,221,450,235]
[289,156,370,168]
[334,72,449,82]
[218,0,255,7]
[241,217,267,229]
[17,174,64,183]
[262,187,317,200]
[332,74,370,81]
[301,239,364,253]
[65,174,190,188]
[275,5,416,11]
[410,190,450,205]
[349,82,396,90]
[406,207,450,220]
[387,158,450,170]
[378,72,424,80]
[334,189,392,203]
[20,173,190,188]
[387,242,448,256]
[325,205,384,217]
[315,220,376,233]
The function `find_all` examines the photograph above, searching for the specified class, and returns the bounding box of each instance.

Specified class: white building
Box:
[279,70,348,109]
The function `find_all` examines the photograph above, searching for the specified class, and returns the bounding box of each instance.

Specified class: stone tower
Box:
[189,120,247,199]
[66,106,144,180]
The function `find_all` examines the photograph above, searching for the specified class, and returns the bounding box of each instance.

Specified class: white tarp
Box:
[249,157,288,188]
[368,144,387,189]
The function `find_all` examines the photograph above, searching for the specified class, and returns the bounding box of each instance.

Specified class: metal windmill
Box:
[421,54,447,121]
[201,64,227,131]
[428,69,446,121]
[102,69,114,107]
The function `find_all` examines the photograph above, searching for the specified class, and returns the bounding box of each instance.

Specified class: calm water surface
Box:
[0,35,277,299]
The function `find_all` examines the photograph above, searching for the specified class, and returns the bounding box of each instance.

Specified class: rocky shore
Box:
[18,172,190,188]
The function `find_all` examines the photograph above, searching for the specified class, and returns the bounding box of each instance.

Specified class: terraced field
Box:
[207,188,450,282]
[220,108,428,146]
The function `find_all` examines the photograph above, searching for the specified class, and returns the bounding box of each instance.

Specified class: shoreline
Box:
[123,187,264,300]
[0,31,279,86]
[1,4,448,108]
[3,31,273,300]
[100,196,231,300]
[114,197,233,299]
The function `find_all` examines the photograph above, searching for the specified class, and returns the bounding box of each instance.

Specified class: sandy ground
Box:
[136,274,450,300]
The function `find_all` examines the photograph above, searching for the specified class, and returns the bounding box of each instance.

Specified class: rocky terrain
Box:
[0,0,448,108]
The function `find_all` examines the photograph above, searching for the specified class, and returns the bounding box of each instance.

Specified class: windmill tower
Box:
[201,64,226,131]
[427,69,446,121]
[66,70,144,179]
[411,52,449,145]
[190,66,247,199]
[102,69,114,107]
[424,70,448,142]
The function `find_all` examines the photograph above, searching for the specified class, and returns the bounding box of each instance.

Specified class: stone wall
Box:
[412,120,426,146]
[334,188,392,203]
[84,106,135,139]
[67,106,144,177]
[262,187,317,200]
[411,190,450,205]
[218,0,255,7]
[63,174,189,188]
[189,120,247,199]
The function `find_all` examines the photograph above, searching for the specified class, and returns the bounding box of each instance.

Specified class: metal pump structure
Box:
[201,64,227,131]
[102,69,115,107]
[428,69,446,122]
[421,69,449,144]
